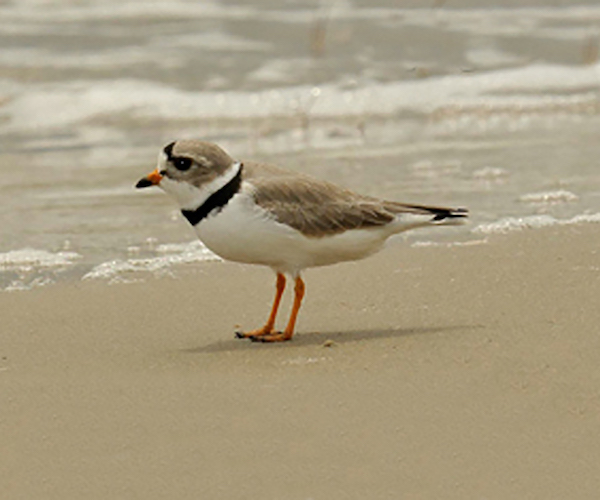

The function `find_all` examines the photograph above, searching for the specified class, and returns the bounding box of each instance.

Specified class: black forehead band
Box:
[163,142,176,160]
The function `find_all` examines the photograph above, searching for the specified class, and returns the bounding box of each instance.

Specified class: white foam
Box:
[5,277,55,292]
[2,3,598,27]
[412,239,488,248]
[474,213,600,234]
[3,62,600,132]
[397,6,600,38]
[519,190,579,204]
[0,249,81,292]
[0,248,81,272]
[472,166,509,180]
[0,0,255,24]
[247,58,313,84]
[568,213,600,225]
[0,32,268,70]
[83,240,220,282]
[411,159,462,178]
[466,46,525,68]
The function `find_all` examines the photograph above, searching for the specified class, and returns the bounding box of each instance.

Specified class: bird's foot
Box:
[249,331,293,343]
[234,326,273,339]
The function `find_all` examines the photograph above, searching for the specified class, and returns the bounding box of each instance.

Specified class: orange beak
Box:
[135,168,163,189]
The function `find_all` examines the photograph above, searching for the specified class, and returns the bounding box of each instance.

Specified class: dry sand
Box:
[2,224,600,499]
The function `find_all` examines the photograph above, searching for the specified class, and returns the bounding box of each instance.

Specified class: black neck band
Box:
[181,164,243,226]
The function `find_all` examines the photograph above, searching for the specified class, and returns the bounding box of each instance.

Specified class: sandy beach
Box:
[2,222,599,499]
[2,0,600,497]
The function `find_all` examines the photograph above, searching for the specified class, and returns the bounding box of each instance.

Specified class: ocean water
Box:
[1,0,600,290]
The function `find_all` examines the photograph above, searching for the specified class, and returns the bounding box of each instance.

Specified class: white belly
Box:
[194,192,390,275]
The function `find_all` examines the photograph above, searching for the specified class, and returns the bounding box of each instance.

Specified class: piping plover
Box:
[136,140,467,342]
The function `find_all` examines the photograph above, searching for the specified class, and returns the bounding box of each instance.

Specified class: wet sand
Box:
[2,223,600,499]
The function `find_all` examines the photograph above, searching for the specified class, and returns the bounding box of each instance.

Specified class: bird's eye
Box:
[173,157,192,171]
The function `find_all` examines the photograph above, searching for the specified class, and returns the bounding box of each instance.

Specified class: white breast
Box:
[194,186,391,275]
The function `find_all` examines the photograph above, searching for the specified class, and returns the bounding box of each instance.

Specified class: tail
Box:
[384,202,469,227]
[428,206,468,224]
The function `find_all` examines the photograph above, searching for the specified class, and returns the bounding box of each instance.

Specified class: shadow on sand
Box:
[181,324,483,354]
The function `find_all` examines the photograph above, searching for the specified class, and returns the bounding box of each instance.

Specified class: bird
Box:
[136,140,467,342]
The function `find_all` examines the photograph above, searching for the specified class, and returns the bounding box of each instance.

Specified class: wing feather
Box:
[247,169,393,236]
[242,161,467,237]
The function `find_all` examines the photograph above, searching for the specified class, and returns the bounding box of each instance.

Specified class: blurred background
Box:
[1,0,600,289]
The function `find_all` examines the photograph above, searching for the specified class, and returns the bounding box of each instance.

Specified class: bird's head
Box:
[136,140,239,211]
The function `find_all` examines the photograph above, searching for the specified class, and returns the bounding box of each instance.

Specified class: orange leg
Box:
[235,273,286,339]
[250,276,305,343]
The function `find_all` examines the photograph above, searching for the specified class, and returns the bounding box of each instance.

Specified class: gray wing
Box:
[243,161,467,237]
[253,178,396,237]
[242,162,393,237]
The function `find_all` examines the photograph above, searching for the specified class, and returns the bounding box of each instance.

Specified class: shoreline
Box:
[5,208,600,292]
[2,223,600,498]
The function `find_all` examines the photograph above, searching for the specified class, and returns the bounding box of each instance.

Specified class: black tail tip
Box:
[432,207,468,222]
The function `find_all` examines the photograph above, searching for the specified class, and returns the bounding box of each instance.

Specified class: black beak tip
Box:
[135,178,153,189]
